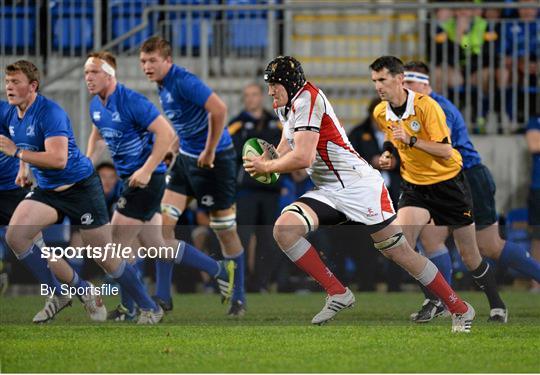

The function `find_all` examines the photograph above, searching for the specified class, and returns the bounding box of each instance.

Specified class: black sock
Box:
[420,283,439,302]
[471,260,506,310]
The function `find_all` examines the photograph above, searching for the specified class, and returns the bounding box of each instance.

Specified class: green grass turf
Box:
[0,291,539,373]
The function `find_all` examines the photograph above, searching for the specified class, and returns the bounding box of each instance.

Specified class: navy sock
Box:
[122,258,149,313]
[135,258,145,279]
[499,241,540,283]
[0,227,7,263]
[16,243,63,295]
[428,247,453,285]
[175,241,219,277]
[111,261,157,311]
[67,257,84,277]
[215,261,229,280]
[226,250,245,303]
[472,260,505,310]
[0,228,7,272]
[120,285,136,314]
[68,271,90,289]
[154,260,174,302]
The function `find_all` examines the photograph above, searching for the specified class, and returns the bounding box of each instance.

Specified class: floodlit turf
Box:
[1,291,539,373]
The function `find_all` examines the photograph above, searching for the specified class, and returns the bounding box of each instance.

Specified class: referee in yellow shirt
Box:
[369,56,506,320]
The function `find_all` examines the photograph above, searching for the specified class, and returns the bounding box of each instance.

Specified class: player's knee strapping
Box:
[281,204,316,234]
[373,232,406,252]
[161,204,182,220]
[210,213,237,232]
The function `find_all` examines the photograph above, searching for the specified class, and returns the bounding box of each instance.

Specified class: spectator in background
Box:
[345,98,404,292]
[228,82,283,292]
[526,116,540,292]
[482,0,503,22]
[499,0,538,121]
[430,1,507,96]
[281,170,315,205]
[500,0,539,65]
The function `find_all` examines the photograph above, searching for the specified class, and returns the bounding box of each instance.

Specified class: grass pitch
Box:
[1,291,539,373]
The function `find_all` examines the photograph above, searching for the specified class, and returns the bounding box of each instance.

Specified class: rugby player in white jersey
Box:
[243,56,475,332]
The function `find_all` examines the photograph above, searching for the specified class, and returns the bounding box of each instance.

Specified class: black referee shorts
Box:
[398,171,474,227]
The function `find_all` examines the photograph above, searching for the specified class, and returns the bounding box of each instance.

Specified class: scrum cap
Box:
[264,56,306,105]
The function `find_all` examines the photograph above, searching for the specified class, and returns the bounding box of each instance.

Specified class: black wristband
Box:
[383,141,396,154]
[13,148,21,158]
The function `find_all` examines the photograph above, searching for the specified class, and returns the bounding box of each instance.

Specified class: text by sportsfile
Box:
[40,283,119,298]
[40,243,177,262]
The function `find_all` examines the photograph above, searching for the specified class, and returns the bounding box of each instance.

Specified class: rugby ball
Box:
[242,138,280,185]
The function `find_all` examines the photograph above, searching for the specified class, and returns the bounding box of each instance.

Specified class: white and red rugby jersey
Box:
[275,82,380,190]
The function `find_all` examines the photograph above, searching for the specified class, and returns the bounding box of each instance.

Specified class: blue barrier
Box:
[0,5,36,50]
[110,0,158,49]
[50,0,94,50]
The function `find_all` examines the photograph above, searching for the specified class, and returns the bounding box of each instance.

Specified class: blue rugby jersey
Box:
[499,21,538,59]
[158,64,232,156]
[2,95,93,189]
[89,83,166,178]
[431,91,482,170]
[527,117,540,189]
[0,100,19,190]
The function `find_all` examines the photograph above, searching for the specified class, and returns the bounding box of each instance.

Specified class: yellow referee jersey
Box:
[373,90,463,185]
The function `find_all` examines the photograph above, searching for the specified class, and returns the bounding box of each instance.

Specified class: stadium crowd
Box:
[430,0,538,129]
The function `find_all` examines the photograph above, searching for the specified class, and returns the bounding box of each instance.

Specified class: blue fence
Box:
[0,0,272,55]
[0,2,38,52]
[50,0,94,51]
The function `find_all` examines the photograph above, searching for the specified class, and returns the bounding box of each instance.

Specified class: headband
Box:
[85,57,116,77]
[404,71,429,84]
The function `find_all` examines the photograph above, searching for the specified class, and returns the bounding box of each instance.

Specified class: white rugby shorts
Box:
[301,175,396,225]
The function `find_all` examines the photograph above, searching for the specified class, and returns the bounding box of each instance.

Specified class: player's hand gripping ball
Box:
[242,138,280,184]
